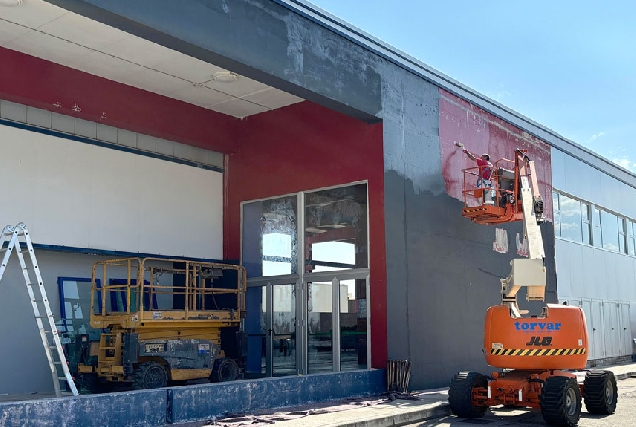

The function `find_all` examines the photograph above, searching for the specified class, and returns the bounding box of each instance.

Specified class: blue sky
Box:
[308,0,636,172]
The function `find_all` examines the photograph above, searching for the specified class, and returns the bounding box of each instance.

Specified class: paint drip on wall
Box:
[516,233,529,257]
[493,228,508,253]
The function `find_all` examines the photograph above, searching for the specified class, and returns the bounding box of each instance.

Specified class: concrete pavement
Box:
[256,362,636,427]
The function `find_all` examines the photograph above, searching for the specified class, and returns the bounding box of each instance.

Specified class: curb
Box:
[614,371,636,381]
[331,402,451,427]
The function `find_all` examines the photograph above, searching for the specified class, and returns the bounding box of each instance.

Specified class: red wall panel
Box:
[225,101,387,368]
[439,89,553,221]
[1,47,388,368]
[0,47,238,152]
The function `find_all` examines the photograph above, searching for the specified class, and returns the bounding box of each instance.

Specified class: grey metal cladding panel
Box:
[551,148,566,191]
[555,239,572,299]
[564,155,597,203]
[173,142,194,162]
[620,183,636,219]
[51,112,75,134]
[117,128,137,148]
[206,150,224,169]
[75,118,97,139]
[155,137,174,156]
[137,133,157,152]
[26,107,52,128]
[96,124,118,143]
[1,100,27,122]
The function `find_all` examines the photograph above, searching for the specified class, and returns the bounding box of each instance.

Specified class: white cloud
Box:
[586,131,605,143]
[611,157,636,172]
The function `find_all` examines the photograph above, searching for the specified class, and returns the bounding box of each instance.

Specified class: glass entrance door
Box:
[271,283,296,376]
[246,279,298,377]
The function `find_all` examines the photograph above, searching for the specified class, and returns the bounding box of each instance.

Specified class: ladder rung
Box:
[101,346,116,350]
[58,376,70,381]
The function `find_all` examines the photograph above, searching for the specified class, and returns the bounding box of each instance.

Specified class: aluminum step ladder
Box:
[0,223,78,397]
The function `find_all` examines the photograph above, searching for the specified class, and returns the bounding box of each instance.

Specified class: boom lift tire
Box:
[539,376,581,427]
[449,371,488,418]
[133,361,169,389]
[210,357,239,383]
[583,370,617,415]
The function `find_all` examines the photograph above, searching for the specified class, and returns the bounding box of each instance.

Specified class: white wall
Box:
[0,123,223,259]
[0,250,173,393]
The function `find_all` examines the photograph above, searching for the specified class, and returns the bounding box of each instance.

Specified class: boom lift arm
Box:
[461,149,547,317]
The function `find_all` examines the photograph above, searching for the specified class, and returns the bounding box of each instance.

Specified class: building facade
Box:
[0,0,633,395]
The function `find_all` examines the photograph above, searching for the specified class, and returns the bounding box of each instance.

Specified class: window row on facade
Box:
[553,190,636,255]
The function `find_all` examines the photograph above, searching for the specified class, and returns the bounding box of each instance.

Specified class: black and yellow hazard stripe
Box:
[490,348,586,356]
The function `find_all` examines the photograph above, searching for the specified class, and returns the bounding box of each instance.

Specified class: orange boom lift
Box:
[449,147,617,427]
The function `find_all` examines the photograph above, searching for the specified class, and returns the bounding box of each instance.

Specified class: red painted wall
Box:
[0,47,238,152]
[1,47,388,368]
[439,89,553,220]
[225,101,387,368]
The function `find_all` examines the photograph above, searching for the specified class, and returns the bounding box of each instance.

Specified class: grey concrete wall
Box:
[168,369,386,423]
[0,389,167,427]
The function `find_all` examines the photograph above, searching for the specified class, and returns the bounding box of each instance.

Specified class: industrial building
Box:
[0,0,635,399]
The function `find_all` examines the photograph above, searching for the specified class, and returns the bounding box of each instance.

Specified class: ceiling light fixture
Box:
[211,71,239,83]
[0,0,23,6]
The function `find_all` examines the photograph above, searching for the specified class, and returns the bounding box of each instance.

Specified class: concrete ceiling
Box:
[0,0,304,118]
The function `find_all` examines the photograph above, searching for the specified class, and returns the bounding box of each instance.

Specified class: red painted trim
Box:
[225,101,387,368]
[0,47,239,152]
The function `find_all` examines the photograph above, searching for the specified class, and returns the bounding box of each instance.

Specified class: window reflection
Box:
[601,211,620,252]
[305,184,368,272]
[629,222,636,256]
[593,207,602,247]
[559,195,582,242]
[553,192,561,237]
[581,203,591,245]
[619,219,627,254]
[242,196,298,277]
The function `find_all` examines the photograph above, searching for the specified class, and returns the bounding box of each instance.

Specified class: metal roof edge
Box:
[274,0,636,187]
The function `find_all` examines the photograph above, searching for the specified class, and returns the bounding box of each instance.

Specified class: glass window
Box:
[559,194,582,242]
[619,218,627,254]
[628,221,635,256]
[581,202,591,245]
[593,207,603,247]
[307,281,333,374]
[339,278,367,371]
[272,284,296,376]
[57,277,101,344]
[553,192,561,237]
[601,210,620,252]
[242,196,298,277]
[305,184,368,271]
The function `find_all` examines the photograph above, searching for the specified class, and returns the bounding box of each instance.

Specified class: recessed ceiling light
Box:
[211,71,239,83]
